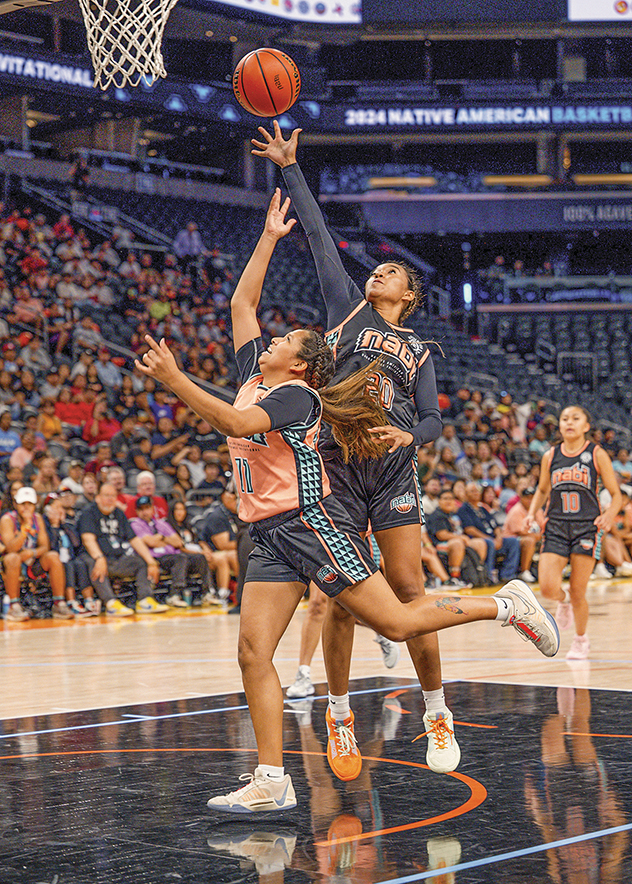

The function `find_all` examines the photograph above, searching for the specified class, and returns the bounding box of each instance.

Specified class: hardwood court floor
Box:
[2,578,632,883]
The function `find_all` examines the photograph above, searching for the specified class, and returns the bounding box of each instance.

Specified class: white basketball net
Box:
[78,0,179,90]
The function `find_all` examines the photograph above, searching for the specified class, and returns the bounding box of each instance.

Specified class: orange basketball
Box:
[233,48,301,117]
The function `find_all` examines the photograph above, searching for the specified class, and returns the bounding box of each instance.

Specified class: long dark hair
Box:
[296,331,388,463]
[167,499,192,536]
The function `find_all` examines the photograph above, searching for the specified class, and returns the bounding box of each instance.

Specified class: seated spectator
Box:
[612,449,632,484]
[179,443,205,487]
[105,466,134,510]
[0,409,21,461]
[78,482,168,616]
[9,429,36,471]
[601,487,632,578]
[60,462,84,496]
[84,440,116,481]
[19,335,52,376]
[36,398,66,444]
[421,476,441,517]
[32,455,61,501]
[458,482,520,584]
[171,463,194,502]
[82,399,121,446]
[0,486,72,621]
[425,488,487,588]
[130,495,212,607]
[151,416,189,475]
[126,470,168,520]
[77,472,98,513]
[501,486,543,583]
[123,431,154,473]
[95,347,123,393]
[528,424,551,460]
[193,460,226,503]
[434,447,461,485]
[200,486,241,605]
[43,493,100,616]
[420,524,452,589]
[435,423,463,458]
[55,386,93,427]
[110,415,136,465]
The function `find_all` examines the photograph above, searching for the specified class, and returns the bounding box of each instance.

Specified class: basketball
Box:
[233,48,301,117]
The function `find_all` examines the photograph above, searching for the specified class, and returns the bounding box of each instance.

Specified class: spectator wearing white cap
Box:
[0,486,72,622]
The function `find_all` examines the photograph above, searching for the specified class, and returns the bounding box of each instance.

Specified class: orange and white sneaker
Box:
[414,709,461,774]
[327,814,363,877]
[207,768,296,814]
[325,708,362,781]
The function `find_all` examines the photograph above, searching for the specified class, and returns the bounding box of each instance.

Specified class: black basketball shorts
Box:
[245,495,379,598]
[541,518,602,559]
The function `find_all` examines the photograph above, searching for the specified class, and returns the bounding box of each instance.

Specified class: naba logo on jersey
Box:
[580,451,592,464]
[317,565,339,584]
[390,492,416,513]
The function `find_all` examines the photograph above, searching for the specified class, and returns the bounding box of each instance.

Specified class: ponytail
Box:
[320,361,388,463]
[295,332,388,462]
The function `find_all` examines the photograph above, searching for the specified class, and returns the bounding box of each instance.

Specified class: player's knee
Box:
[3,552,20,571]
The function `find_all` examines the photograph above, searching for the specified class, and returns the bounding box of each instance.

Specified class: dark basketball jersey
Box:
[546,441,601,522]
[326,300,431,431]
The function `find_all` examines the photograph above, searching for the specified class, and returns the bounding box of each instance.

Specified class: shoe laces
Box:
[229,771,268,799]
[413,716,454,750]
[331,721,358,756]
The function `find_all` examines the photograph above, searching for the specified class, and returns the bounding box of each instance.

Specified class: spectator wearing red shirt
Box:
[82,399,121,446]
[125,470,168,520]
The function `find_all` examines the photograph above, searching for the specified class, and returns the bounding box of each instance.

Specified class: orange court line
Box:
[563,731,632,739]
[453,721,498,729]
[0,745,487,846]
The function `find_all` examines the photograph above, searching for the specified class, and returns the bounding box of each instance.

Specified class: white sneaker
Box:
[165,594,188,608]
[201,591,225,607]
[416,709,461,774]
[495,579,560,657]
[207,830,296,875]
[592,562,612,580]
[4,601,30,622]
[520,570,536,584]
[615,561,632,577]
[84,597,102,616]
[427,836,462,884]
[207,768,296,814]
[286,666,314,699]
[566,634,590,660]
[374,633,400,669]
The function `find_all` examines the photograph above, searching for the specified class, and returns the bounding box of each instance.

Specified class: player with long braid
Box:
[252,122,463,778]
[137,189,559,814]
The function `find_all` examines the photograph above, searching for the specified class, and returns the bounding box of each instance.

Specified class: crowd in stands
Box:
[1,199,632,622]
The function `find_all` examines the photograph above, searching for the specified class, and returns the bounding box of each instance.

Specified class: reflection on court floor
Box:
[1,678,632,883]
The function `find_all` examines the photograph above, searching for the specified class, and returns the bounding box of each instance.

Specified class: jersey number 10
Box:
[560,491,581,514]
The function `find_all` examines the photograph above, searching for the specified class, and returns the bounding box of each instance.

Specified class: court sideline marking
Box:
[372,822,632,883]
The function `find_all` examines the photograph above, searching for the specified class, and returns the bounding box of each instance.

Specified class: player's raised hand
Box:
[264,188,296,240]
[251,120,302,168]
[135,336,181,388]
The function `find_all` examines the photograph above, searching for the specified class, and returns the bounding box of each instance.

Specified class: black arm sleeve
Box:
[409,355,443,446]
[235,338,264,384]
[281,163,363,328]
[255,385,316,431]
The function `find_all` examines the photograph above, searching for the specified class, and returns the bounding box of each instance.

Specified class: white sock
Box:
[258,764,285,781]
[423,688,446,715]
[328,692,350,721]
[297,664,311,678]
[218,587,230,599]
[494,596,514,622]
[561,587,571,604]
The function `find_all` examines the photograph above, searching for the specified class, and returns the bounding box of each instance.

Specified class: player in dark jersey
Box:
[137,189,559,815]
[525,405,621,661]
[252,122,460,777]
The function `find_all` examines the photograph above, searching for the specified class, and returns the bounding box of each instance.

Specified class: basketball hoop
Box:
[77,0,178,90]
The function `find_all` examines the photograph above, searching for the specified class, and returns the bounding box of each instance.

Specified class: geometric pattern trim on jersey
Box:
[301,502,376,585]
[281,426,324,511]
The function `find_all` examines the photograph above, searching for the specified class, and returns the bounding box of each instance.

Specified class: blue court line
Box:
[372,822,632,883]
[0,683,402,742]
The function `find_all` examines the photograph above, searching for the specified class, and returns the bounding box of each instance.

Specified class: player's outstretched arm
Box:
[135,336,272,439]
[231,188,295,353]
